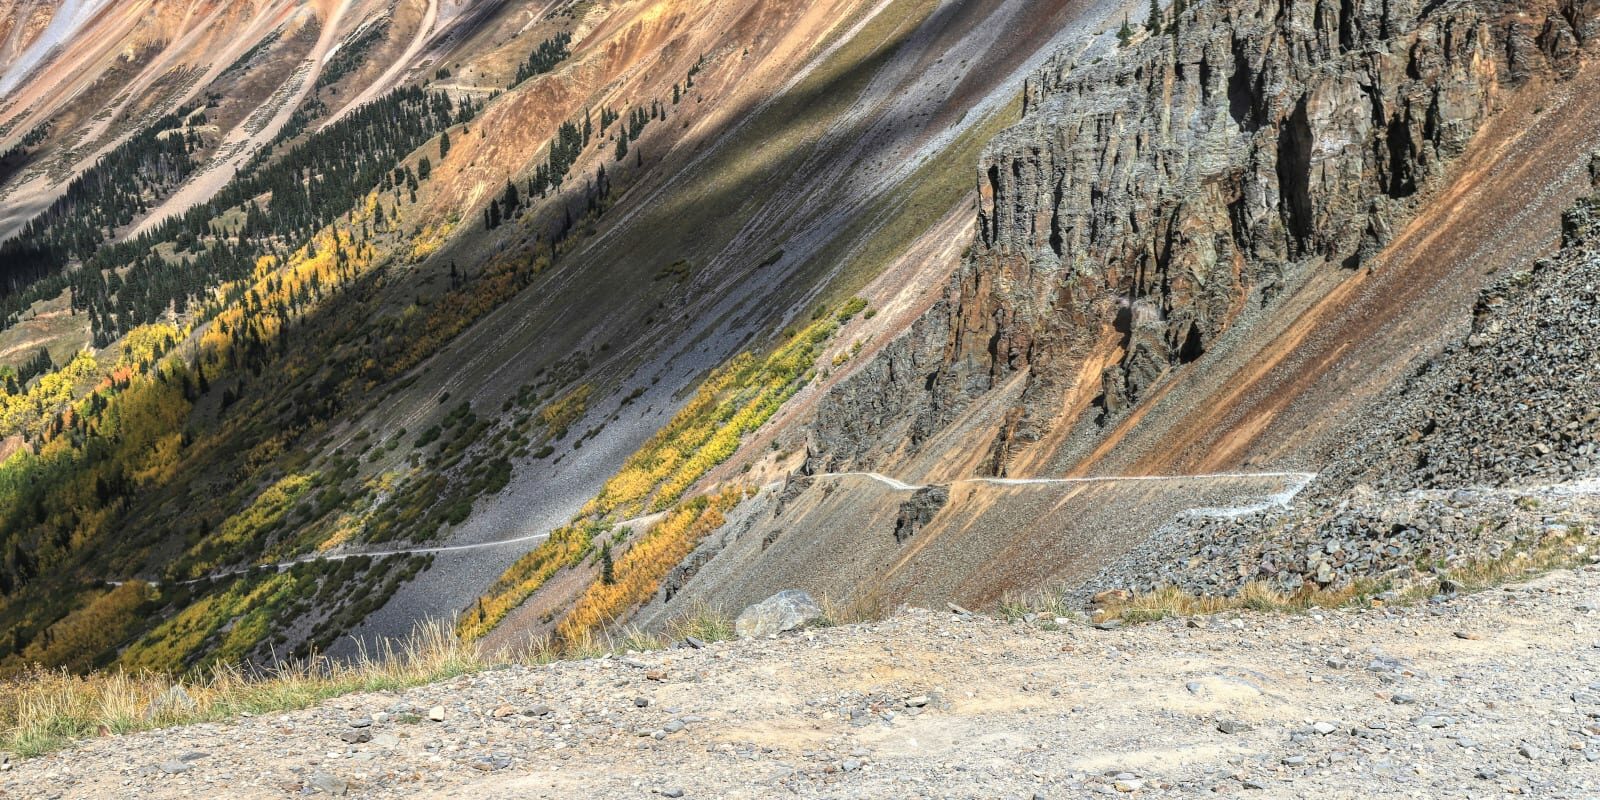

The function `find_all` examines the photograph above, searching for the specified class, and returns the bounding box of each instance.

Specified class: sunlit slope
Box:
[344,0,1130,649]
[589,0,1600,639]
[0,0,1133,672]
[0,0,431,241]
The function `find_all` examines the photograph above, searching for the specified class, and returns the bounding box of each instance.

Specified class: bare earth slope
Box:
[340,0,1131,649]
[627,0,1600,635]
[10,566,1600,798]
[0,0,1144,673]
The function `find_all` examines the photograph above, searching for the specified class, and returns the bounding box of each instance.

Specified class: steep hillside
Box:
[0,0,1135,674]
[630,0,1600,626]
[810,0,1599,478]
[364,0,1142,649]
[3,0,1597,689]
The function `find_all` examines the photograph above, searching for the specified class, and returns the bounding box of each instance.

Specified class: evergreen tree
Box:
[418,156,431,180]
[502,181,520,215]
[1147,0,1162,33]
[510,32,573,86]
[2,86,474,341]
[440,130,452,161]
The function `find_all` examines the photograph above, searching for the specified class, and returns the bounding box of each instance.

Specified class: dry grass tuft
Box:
[1097,580,1376,624]
[663,600,736,643]
[999,588,1080,623]
[1422,524,1592,594]
[816,593,885,628]
[0,619,488,758]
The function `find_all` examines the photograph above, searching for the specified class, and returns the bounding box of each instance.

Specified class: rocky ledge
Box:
[809,0,1599,474]
[1083,178,1600,603]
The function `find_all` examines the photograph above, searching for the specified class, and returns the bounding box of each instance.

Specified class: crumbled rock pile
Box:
[1083,189,1600,602]
[1324,191,1600,492]
[1082,485,1597,601]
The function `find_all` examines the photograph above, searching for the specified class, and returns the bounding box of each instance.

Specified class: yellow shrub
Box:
[118,323,182,369]
[556,490,740,642]
[410,221,454,262]
[456,522,596,641]
[539,384,592,434]
[20,582,155,672]
[181,474,314,576]
[0,352,97,436]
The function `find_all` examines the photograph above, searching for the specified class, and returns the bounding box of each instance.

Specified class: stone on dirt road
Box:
[735,590,823,638]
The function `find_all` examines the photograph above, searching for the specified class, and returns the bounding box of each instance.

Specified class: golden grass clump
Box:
[0,619,486,759]
[817,592,885,628]
[663,600,736,644]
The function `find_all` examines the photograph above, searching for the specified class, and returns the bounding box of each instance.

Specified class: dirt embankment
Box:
[9,566,1600,798]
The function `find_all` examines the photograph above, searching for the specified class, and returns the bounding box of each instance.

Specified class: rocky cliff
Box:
[1080,165,1600,601]
[812,0,1598,477]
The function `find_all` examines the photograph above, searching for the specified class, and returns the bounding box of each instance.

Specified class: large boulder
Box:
[735,590,823,638]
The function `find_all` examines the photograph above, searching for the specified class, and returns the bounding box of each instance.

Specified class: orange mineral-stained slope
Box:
[1072,61,1600,479]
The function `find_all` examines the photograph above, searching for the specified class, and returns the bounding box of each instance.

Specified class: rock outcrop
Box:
[893,486,949,543]
[733,589,823,638]
[812,0,1598,475]
[1083,180,1600,600]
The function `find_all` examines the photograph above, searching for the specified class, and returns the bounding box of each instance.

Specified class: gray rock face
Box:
[810,0,1596,473]
[893,486,949,543]
[734,590,823,638]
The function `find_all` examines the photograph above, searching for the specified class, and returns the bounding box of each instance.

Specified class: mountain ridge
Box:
[0,0,1596,705]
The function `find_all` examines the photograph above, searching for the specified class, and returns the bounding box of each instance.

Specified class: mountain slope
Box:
[631,0,1600,624]
[0,0,1134,673]
[2,0,1597,682]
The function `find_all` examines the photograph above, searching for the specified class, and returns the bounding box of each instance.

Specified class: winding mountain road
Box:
[108,470,1318,588]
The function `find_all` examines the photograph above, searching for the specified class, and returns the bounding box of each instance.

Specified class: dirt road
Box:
[17,565,1600,798]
